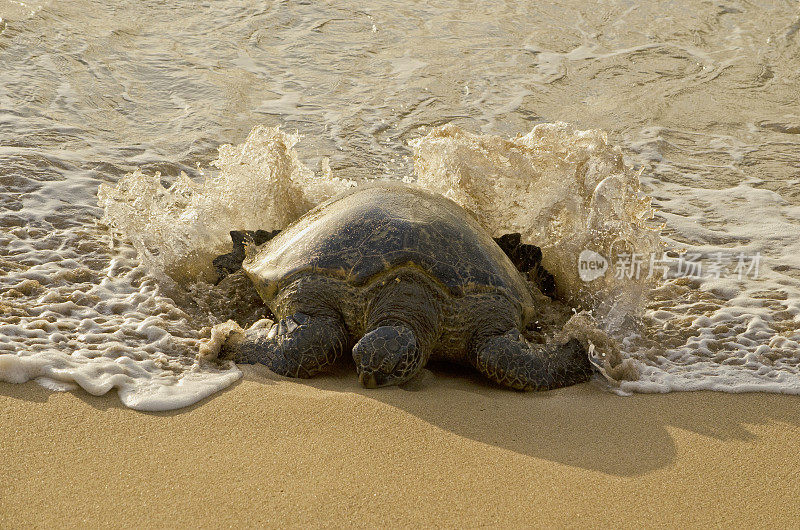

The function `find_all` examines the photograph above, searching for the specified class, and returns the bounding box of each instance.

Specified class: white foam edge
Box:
[0,353,242,411]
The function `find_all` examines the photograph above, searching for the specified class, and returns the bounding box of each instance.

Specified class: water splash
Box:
[98,126,355,283]
[103,123,660,384]
[5,121,799,410]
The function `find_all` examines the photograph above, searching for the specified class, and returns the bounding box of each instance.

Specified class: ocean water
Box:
[1,0,798,410]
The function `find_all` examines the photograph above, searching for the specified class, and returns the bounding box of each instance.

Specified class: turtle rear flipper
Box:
[494,233,556,297]
[213,229,281,283]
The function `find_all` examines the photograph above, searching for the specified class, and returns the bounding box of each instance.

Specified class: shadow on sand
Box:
[292,363,800,476]
[3,361,799,477]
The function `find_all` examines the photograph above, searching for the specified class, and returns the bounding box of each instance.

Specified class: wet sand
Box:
[2,368,799,527]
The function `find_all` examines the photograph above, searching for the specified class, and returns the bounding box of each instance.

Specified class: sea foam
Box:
[3,123,798,410]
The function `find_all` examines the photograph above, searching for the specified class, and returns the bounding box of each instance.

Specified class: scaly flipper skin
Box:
[235,312,347,378]
[473,329,592,390]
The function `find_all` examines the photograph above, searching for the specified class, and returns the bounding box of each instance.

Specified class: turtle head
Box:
[352,325,424,388]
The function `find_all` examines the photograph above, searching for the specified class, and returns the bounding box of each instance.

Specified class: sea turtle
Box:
[213,182,592,390]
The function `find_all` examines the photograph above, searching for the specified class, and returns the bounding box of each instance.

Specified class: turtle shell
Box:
[243,183,533,304]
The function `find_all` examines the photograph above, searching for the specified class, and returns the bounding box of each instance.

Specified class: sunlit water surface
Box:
[1,0,799,409]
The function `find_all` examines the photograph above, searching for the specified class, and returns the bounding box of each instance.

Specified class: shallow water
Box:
[1,0,799,409]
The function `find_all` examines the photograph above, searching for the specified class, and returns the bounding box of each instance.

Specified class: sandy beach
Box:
[2,368,799,528]
[3,0,800,527]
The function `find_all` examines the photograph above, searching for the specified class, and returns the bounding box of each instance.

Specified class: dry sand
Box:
[2,366,799,528]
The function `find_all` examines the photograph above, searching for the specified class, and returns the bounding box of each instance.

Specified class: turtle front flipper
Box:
[226,312,347,378]
[472,328,593,390]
